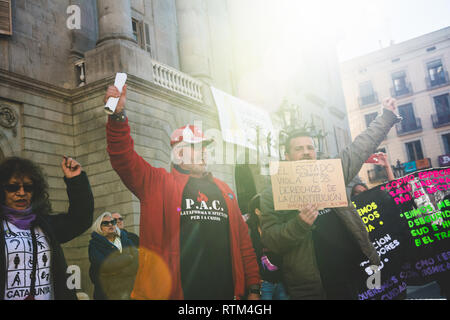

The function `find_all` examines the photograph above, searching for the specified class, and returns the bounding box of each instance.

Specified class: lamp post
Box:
[276,98,303,159]
[277,98,302,132]
[315,130,327,159]
[308,122,328,159]
[393,159,404,178]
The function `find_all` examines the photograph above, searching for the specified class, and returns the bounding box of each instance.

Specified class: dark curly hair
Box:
[246,193,261,231]
[0,157,52,215]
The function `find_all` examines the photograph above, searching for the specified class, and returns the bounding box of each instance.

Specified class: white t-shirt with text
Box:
[3,221,54,300]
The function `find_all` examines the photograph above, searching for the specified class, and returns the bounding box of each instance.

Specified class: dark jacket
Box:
[88,229,138,300]
[123,229,139,248]
[261,109,399,299]
[247,218,284,284]
[0,171,94,300]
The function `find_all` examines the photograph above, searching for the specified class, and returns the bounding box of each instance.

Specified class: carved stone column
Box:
[175,0,212,83]
[96,0,135,46]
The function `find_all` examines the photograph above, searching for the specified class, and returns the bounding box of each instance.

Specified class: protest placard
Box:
[354,167,450,300]
[270,159,348,210]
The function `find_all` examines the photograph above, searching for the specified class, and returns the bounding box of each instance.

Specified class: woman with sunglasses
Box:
[88,212,138,300]
[0,156,94,300]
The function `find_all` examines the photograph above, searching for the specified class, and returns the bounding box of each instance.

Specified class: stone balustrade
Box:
[152,59,203,102]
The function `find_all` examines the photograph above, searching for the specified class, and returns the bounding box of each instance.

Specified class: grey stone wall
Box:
[1,0,73,87]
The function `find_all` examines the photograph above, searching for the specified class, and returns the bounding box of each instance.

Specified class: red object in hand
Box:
[365,154,379,164]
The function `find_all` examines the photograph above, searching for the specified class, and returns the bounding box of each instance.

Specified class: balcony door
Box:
[405,140,424,162]
[398,103,416,131]
[427,60,446,86]
[442,133,450,155]
[434,93,450,115]
[392,71,409,96]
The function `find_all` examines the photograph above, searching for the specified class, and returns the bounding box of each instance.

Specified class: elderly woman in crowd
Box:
[0,156,93,300]
[88,212,138,300]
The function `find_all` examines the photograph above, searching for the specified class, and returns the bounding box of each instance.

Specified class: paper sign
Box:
[211,86,276,155]
[270,159,348,210]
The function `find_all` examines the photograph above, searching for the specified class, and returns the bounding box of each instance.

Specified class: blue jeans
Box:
[260,281,290,300]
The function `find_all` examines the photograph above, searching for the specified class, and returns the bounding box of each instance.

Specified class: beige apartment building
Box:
[341,27,450,187]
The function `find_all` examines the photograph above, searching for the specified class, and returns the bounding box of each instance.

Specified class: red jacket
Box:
[106,118,260,299]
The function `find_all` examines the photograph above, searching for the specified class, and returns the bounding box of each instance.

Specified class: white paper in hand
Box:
[104,73,127,115]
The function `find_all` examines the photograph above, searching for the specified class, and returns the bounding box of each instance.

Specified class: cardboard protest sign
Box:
[270,159,348,210]
[353,167,450,300]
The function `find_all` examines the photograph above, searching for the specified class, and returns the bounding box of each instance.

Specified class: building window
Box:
[442,133,450,154]
[434,93,450,115]
[431,93,450,128]
[405,140,424,161]
[391,71,410,96]
[426,59,447,87]
[132,19,153,57]
[132,19,144,47]
[358,81,378,106]
[364,112,378,128]
[0,0,12,36]
[396,103,421,135]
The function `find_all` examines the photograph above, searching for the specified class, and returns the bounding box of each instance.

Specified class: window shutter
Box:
[0,0,12,36]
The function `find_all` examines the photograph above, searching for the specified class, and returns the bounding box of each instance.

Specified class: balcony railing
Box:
[367,168,388,183]
[390,82,412,98]
[151,59,203,102]
[358,92,379,108]
[395,117,422,136]
[426,71,449,90]
[431,112,450,128]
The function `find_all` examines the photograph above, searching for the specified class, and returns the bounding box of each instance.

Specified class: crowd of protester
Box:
[0,84,448,300]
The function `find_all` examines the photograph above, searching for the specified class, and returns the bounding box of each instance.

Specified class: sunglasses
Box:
[101,219,117,227]
[116,217,124,221]
[4,184,34,193]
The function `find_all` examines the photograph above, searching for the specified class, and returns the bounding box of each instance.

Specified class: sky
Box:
[228,0,450,110]
[335,0,450,61]
[239,0,450,62]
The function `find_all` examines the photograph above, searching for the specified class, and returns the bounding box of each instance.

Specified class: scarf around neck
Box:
[1,205,36,230]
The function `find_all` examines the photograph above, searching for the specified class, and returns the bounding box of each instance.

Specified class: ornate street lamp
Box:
[276,99,302,159]
[314,129,328,159]
[276,98,302,132]
[308,122,328,159]
[393,159,404,178]
[275,99,331,159]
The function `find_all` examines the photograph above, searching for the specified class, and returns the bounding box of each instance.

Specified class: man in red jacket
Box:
[104,85,260,300]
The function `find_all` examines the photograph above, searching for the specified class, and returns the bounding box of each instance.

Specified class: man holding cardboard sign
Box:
[260,98,400,299]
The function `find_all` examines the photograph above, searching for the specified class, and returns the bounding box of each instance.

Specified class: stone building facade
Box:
[0,0,351,298]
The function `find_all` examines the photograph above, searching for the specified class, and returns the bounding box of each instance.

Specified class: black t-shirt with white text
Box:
[312,208,366,296]
[179,176,234,300]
